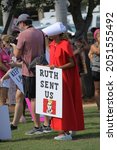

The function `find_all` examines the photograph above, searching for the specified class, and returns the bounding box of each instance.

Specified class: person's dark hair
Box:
[91,27,100,34]
[11,30,20,37]
[23,19,32,26]
[59,33,69,40]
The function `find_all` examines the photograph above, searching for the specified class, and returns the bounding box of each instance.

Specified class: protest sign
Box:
[36,65,62,118]
[0,105,12,140]
[9,67,24,93]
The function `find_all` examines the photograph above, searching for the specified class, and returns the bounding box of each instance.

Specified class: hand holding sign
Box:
[0,77,3,85]
[10,43,16,48]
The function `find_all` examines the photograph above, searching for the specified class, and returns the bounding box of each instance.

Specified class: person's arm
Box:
[88,44,100,62]
[82,39,90,51]
[73,48,80,56]
[50,57,75,70]
[91,44,100,55]
[9,61,23,68]
[0,69,11,84]
[59,57,75,70]
[88,46,94,61]
[0,61,9,72]
[10,43,22,58]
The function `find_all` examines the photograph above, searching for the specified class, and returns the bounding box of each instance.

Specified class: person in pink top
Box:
[0,34,26,130]
[0,37,10,105]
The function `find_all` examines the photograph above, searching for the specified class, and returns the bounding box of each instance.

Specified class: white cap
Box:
[42,22,67,36]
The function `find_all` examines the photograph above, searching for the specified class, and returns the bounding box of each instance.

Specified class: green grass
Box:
[0,106,100,150]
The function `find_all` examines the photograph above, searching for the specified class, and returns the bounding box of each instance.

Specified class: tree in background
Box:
[68,0,100,99]
[0,0,100,38]
[0,0,21,34]
[68,0,100,39]
[55,0,67,26]
[0,0,54,34]
[28,0,54,20]
[21,0,100,40]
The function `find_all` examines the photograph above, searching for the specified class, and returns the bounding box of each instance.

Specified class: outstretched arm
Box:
[0,69,12,84]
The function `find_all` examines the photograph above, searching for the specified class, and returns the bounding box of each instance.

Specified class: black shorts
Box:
[22,76,36,99]
[92,71,100,81]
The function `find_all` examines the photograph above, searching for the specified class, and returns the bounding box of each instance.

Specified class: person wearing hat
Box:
[43,22,84,140]
[88,29,100,110]
[11,13,51,135]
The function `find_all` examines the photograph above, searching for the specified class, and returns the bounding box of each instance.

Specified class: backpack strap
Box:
[38,29,46,54]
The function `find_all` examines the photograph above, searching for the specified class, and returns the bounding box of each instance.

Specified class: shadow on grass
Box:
[0,133,57,143]
[73,131,100,140]
[85,126,100,130]
[3,106,100,143]
[84,113,100,118]
[85,122,100,126]
[1,131,100,143]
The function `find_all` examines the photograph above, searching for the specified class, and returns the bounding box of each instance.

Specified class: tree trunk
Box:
[1,0,10,29]
[55,0,67,26]
[69,3,86,39]
[68,0,97,98]
[68,0,100,40]
[38,8,44,21]
[1,0,20,34]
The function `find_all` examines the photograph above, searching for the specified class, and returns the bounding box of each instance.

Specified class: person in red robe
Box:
[43,22,84,140]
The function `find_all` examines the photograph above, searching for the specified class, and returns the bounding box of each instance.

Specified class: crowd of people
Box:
[0,13,100,141]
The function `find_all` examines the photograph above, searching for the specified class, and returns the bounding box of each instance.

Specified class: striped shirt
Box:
[91,54,100,72]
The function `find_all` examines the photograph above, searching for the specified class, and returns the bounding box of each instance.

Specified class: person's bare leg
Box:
[44,116,50,126]
[31,99,40,127]
[12,89,24,126]
[94,81,100,110]
[0,87,8,106]
[19,98,26,123]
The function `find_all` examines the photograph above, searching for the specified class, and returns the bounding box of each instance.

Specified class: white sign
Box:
[9,67,24,93]
[0,105,12,140]
[36,65,62,118]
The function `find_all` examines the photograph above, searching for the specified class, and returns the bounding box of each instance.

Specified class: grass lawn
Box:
[0,105,100,150]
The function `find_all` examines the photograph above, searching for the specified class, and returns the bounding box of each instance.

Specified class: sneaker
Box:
[54,133,72,141]
[25,127,43,135]
[42,125,52,133]
[10,124,18,130]
[69,131,76,136]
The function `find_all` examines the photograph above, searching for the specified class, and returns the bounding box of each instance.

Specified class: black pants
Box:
[92,71,100,81]
[22,75,36,99]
